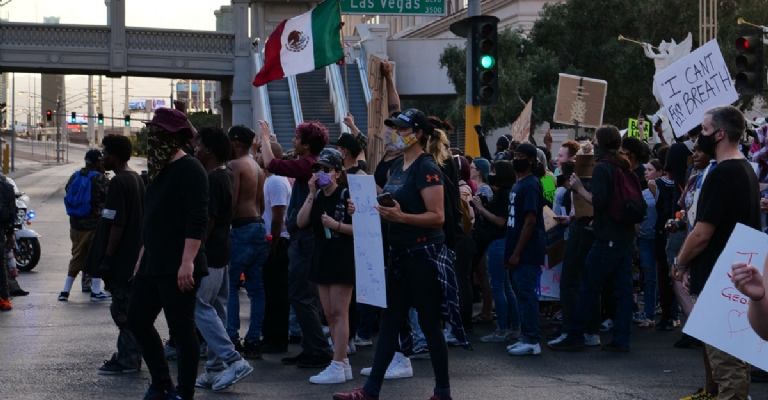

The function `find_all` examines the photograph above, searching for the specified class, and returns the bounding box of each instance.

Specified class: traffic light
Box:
[71,112,76,123]
[734,27,765,95]
[46,109,53,121]
[97,113,104,125]
[124,114,131,127]
[470,17,499,105]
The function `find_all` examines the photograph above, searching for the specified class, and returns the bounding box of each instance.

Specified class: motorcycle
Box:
[7,178,41,271]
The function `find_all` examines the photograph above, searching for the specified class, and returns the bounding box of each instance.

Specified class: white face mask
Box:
[384,130,406,152]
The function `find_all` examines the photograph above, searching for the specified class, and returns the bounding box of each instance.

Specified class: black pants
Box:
[561,222,598,333]
[262,237,290,348]
[454,234,475,332]
[109,281,142,368]
[364,248,449,396]
[128,274,199,399]
[655,233,676,321]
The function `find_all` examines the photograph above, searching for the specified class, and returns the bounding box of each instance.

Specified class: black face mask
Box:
[513,158,531,173]
[697,132,719,158]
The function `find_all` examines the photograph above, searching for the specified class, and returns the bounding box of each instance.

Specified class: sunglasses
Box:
[312,166,332,173]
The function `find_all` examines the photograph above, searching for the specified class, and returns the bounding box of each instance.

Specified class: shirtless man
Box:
[226,125,270,360]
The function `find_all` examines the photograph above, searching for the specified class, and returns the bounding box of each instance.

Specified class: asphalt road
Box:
[0,160,766,400]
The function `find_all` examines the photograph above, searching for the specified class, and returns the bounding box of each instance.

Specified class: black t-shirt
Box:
[140,156,209,277]
[382,153,445,249]
[690,159,761,295]
[86,169,145,284]
[310,186,355,284]
[206,167,233,268]
[374,157,397,189]
[472,186,510,247]
[655,177,681,234]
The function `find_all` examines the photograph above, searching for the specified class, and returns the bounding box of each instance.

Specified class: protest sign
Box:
[626,118,651,140]
[553,74,607,129]
[347,175,387,308]
[511,99,533,143]
[539,263,562,301]
[683,223,768,371]
[653,40,738,138]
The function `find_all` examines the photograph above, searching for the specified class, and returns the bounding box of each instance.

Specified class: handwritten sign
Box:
[347,175,387,308]
[653,40,738,138]
[539,263,562,301]
[683,223,768,370]
[626,118,651,140]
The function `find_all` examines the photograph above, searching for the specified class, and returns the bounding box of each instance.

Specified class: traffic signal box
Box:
[734,27,765,95]
[46,109,53,121]
[470,18,499,105]
[98,113,104,125]
[124,114,131,127]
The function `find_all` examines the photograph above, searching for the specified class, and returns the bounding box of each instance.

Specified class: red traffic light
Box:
[736,36,758,52]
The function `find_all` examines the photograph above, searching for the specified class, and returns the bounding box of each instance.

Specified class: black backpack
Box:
[605,160,646,225]
[0,175,17,228]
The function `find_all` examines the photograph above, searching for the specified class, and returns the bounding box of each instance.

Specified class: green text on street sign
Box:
[341,0,446,16]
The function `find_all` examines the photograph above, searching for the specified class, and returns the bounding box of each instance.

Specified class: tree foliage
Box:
[439,0,768,130]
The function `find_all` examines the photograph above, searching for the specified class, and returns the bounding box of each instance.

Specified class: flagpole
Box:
[344,46,350,116]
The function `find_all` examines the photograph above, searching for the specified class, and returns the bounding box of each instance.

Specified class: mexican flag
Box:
[252,0,344,87]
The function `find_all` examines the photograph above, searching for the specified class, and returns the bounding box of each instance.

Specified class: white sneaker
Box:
[212,358,253,391]
[547,333,568,346]
[584,334,601,347]
[343,358,353,381]
[507,342,541,356]
[309,360,347,384]
[599,319,614,332]
[505,340,525,352]
[352,334,373,347]
[195,370,220,389]
[360,352,413,380]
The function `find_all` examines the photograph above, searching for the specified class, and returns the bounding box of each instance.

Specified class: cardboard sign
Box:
[511,99,533,143]
[683,223,768,371]
[627,118,651,140]
[553,73,608,129]
[653,40,738,138]
[574,155,595,178]
[347,175,387,308]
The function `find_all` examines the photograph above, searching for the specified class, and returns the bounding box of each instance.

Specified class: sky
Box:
[2,0,230,128]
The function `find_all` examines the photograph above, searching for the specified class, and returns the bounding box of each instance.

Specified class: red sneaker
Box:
[0,298,12,311]
[332,388,378,400]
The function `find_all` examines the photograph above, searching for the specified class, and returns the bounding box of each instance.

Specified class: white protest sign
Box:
[347,175,387,308]
[683,223,768,370]
[653,40,738,138]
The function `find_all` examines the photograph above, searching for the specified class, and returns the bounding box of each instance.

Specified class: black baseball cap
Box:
[313,147,343,170]
[84,149,103,165]
[384,108,434,135]
[227,125,256,146]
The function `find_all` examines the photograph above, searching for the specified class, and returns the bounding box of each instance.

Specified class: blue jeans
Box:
[226,222,269,343]
[509,264,541,343]
[408,308,427,350]
[196,266,242,372]
[486,239,520,331]
[570,240,634,347]
[637,237,656,319]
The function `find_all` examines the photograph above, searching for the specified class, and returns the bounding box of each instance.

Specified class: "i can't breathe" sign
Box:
[653,40,738,138]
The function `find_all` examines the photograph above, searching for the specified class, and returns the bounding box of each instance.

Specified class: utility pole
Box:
[10,72,15,171]
[97,75,104,142]
[87,75,95,145]
[55,97,61,163]
[123,76,129,135]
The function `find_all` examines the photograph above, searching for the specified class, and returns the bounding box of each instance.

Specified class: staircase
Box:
[266,78,296,152]
[342,63,368,137]
[295,69,341,140]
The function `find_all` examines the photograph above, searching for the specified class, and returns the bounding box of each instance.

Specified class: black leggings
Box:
[128,274,199,399]
[363,250,449,396]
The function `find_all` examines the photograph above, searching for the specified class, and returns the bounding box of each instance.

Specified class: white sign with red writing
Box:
[683,223,768,370]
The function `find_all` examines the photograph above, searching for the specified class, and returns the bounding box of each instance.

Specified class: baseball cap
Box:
[85,149,103,165]
[227,125,256,146]
[384,108,434,135]
[144,108,194,137]
[515,143,538,159]
[313,147,343,171]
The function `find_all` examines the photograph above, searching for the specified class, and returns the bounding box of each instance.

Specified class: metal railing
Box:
[252,52,272,128]
[287,75,303,126]
[356,56,372,105]
[327,64,350,135]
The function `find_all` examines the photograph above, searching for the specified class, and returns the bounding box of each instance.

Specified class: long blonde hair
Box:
[427,128,451,166]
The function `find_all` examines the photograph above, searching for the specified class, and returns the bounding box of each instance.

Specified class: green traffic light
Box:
[480,55,495,69]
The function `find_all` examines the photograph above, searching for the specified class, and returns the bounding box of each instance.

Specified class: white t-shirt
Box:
[263,175,292,239]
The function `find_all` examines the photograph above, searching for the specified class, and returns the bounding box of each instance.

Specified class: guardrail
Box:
[287,75,303,126]
[327,64,350,136]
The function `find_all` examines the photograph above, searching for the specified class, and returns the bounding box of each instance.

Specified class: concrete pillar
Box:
[231,0,253,128]
[358,24,390,61]
[220,78,233,131]
[108,0,127,73]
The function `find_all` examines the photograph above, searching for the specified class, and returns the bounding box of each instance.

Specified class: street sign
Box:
[340,0,446,16]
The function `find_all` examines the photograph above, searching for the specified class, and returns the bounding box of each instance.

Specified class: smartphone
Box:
[377,192,395,207]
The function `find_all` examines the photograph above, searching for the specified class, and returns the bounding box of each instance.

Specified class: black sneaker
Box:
[58,291,69,302]
[547,335,585,352]
[231,337,245,353]
[601,341,630,353]
[281,352,306,365]
[243,340,262,360]
[296,353,332,368]
[10,288,29,296]
[98,355,140,375]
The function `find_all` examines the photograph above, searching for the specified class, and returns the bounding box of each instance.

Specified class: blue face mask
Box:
[316,171,332,189]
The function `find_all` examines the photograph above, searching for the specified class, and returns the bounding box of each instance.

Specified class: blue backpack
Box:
[65,170,100,217]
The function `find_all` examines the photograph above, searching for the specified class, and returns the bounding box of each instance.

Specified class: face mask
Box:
[384,131,406,152]
[513,158,531,173]
[400,132,419,148]
[697,132,719,158]
[315,171,332,189]
[147,133,181,182]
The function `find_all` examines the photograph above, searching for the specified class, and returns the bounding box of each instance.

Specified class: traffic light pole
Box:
[55,98,61,163]
[464,0,481,157]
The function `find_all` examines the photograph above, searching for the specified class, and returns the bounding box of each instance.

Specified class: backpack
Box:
[65,170,100,217]
[0,176,17,228]
[606,160,646,225]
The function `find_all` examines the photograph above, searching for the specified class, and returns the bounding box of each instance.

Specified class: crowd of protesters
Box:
[7,64,766,400]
